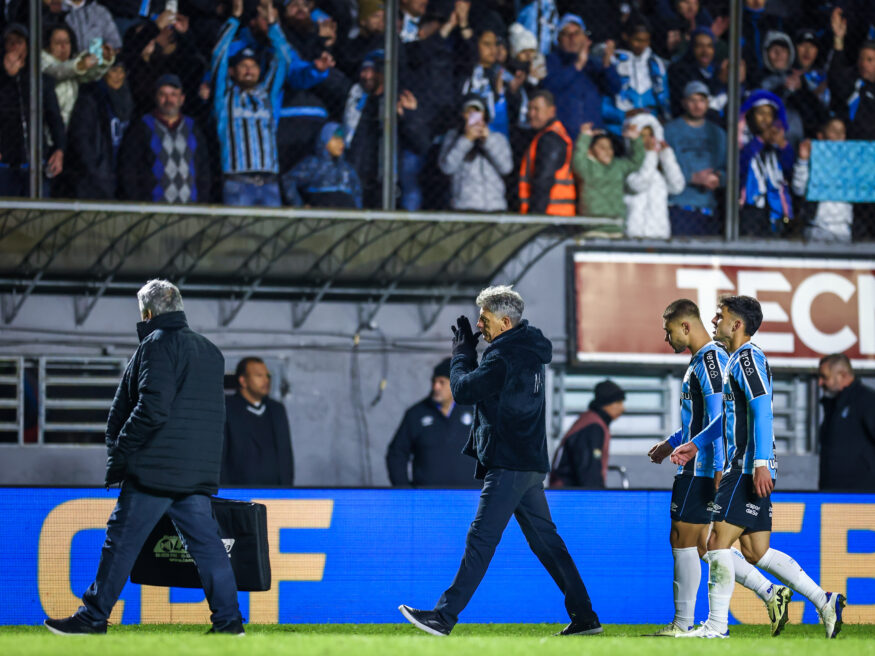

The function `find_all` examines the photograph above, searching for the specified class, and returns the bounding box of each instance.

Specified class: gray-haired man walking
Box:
[399,285,600,636]
[44,280,243,635]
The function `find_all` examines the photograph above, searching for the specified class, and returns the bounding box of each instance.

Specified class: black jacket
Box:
[386,397,478,487]
[818,378,875,491]
[0,66,65,167]
[828,48,875,141]
[222,392,294,486]
[550,407,611,488]
[451,320,552,476]
[105,311,226,495]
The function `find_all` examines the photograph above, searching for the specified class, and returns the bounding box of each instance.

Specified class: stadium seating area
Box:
[1,0,874,239]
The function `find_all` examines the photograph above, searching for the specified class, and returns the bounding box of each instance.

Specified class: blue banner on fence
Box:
[0,488,872,626]
[807,141,875,202]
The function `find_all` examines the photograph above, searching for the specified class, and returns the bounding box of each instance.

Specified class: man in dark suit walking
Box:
[399,285,601,636]
[44,279,243,635]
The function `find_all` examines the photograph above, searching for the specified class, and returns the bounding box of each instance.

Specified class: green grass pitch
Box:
[1,623,874,656]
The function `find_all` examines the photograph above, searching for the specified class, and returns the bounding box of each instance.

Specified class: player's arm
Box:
[648,427,681,463]
[743,350,775,498]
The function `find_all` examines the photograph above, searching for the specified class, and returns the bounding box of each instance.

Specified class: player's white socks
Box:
[756,548,828,610]
[673,547,699,629]
[731,547,774,602]
[704,549,734,633]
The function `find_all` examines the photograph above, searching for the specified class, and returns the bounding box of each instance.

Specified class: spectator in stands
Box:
[65,60,132,199]
[336,0,384,77]
[623,113,685,239]
[516,0,558,56]
[789,28,831,136]
[518,90,575,216]
[438,94,512,212]
[385,357,478,488]
[400,0,427,43]
[549,379,625,488]
[603,15,670,135]
[741,0,787,87]
[344,50,428,208]
[667,26,718,117]
[542,14,620,135]
[1,0,26,35]
[222,356,294,486]
[739,90,794,236]
[0,23,65,197]
[572,121,644,229]
[41,24,114,127]
[460,28,509,136]
[123,11,208,119]
[117,74,211,203]
[664,81,726,236]
[212,0,289,206]
[817,353,875,492]
[758,29,805,145]
[792,118,853,243]
[58,0,122,53]
[281,121,361,208]
[828,7,875,141]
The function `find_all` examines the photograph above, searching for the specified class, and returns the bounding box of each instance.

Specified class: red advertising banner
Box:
[571,251,875,369]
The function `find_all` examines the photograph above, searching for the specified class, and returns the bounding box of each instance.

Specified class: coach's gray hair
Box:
[819,353,853,375]
[137,279,184,317]
[476,285,524,326]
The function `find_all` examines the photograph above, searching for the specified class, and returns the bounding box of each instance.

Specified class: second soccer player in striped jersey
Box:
[672,296,845,639]
[647,299,790,636]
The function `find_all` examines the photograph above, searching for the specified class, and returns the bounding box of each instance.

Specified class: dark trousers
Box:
[434,468,596,626]
[77,482,241,629]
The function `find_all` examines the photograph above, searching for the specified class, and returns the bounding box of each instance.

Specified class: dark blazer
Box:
[818,378,875,491]
[105,311,226,494]
[450,320,552,477]
[222,392,294,486]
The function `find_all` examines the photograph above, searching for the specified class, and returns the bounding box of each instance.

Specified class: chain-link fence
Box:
[0,0,873,241]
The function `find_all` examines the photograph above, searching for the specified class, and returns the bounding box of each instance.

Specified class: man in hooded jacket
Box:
[399,285,601,637]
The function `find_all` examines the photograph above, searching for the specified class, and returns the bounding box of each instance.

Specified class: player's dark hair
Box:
[235,356,265,382]
[819,353,853,374]
[718,295,763,336]
[663,298,700,323]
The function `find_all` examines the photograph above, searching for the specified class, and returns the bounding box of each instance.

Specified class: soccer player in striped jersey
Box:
[647,299,790,637]
[672,296,845,639]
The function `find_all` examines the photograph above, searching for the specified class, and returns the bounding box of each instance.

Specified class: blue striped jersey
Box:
[722,342,777,477]
[676,341,726,478]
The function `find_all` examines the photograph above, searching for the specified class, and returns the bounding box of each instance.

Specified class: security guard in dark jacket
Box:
[44,280,243,636]
[399,286,600,638]
[386,358,477,487]
[817,354,875,491]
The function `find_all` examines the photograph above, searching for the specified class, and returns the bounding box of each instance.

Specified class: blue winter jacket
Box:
[543,49,621,134]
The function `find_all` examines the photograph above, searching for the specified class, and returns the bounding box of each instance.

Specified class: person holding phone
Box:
[438,94,512,212]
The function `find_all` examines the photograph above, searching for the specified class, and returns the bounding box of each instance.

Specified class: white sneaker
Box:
[674,621,729,639]
[643,622,693,636]
[765,585,793,636]
[819,592,846,639]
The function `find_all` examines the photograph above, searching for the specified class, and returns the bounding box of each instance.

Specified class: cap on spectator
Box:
[508,23,537,57]
[361,48,385,69]
[230,47,258,67]
[740,89,788,130]
[320,121,344,145]
[432,358,451,380]
[461,93,485,112]
[359,0,384,22]
[690,25,715,42]
[795,28,819,45]
[557,14,587,36]
[683,80,710,99]
[591,380,625,408]
[155,73,183,91]
[2,22,28,40]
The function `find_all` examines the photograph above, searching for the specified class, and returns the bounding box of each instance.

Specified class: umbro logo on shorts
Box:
[706,502,722,513]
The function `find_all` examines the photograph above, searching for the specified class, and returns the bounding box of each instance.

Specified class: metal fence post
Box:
[381,0,399,210]
[724,0,742,241]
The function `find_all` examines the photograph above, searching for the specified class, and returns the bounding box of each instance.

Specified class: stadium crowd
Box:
[0,0,873,239]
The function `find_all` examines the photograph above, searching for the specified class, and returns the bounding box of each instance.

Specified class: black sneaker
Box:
[398,604,452,636]
[44,615,107,636]
[207,619,246,636]
[556,618,604,636]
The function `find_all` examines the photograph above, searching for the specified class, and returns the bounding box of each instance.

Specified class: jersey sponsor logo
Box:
[723,392,734,401]
[703,349,722,391]
[420,416,434,427]
[681,392,693,400]
[460,412,473,426]
[739,348,767,397]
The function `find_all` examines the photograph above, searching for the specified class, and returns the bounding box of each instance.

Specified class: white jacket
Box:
[623,114,685,239]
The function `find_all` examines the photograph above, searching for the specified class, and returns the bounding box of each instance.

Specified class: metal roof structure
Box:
[0,200,615,328]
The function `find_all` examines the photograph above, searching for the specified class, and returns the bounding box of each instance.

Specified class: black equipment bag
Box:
[131,497,271,591]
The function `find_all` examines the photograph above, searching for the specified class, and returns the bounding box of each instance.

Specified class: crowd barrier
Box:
[1,488,872,626]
